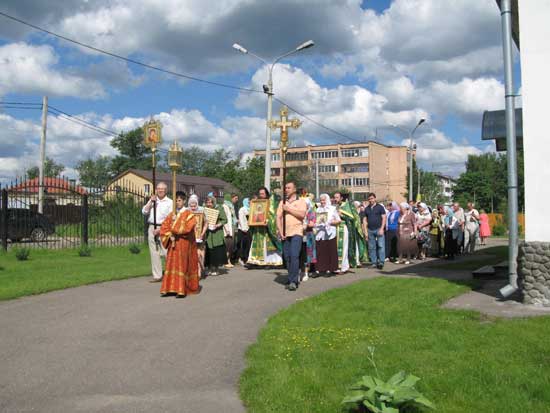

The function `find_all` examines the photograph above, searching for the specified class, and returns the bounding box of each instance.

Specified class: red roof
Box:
[9,177,87,195]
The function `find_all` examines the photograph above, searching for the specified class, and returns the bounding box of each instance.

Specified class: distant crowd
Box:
[141,181,492,297]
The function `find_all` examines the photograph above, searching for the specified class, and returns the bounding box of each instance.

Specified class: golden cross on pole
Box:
[268,105,301,237]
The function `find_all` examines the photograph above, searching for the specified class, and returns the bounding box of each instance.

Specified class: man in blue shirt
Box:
[363,192,387,269]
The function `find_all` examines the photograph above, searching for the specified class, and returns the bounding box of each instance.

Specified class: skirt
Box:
[206,244,227,267]
[315,238,339,272]
[398,234,418,258]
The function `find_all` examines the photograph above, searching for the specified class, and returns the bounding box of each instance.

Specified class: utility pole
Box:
[38,96,48,214]
[417,168,421,201]
[315,159,319,200]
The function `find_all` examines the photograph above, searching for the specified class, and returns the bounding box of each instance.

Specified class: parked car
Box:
[0,208,56,242]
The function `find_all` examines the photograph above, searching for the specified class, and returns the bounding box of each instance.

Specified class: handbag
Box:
[417,231,428,243]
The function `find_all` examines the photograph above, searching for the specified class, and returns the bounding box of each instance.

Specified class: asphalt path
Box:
[0,266,376,413]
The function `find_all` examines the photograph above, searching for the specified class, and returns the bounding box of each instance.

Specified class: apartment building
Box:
[433,173,457,204]
[254,141,410,202]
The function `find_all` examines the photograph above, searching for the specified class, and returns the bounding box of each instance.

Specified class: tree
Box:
[75,156,113,187]
[453,152,524,213]
[232,156,265,197]
[26,157,65,179]
[109,128,154,176]
[418,171,447,207]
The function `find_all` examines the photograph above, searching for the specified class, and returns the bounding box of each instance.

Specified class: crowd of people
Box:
[141,181,492,297]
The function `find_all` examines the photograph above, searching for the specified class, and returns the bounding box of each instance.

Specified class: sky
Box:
[0,0,520,184]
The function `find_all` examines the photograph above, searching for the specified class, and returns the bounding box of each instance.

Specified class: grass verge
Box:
[0,245,150,301]
[240,277,550,413]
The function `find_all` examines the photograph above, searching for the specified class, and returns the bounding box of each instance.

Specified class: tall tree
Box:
[109,128,153,176]
[418,171,447,207]
[75,156,113,187]
[26,157,65,179]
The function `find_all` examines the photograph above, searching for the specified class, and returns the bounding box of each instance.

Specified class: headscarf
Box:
[188,194,201,210]
[419,202,427,210]
[242,197,250,212]
[319,193,332,208]
[400,202,409,210]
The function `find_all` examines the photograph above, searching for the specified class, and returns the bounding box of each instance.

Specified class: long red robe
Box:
[159,209,200,296]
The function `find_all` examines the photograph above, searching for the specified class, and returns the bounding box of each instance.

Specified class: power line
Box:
[48,106,120,136]
[0,11,264,95]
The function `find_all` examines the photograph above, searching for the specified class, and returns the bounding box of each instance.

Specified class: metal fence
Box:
[0,176,148,250]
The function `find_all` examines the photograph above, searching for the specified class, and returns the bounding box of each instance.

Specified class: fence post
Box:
[82,194,88,246]
[1,189,8,251]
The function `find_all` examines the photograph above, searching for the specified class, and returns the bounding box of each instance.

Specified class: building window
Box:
[318,164,337,173]
[312,150,338,159]
[319,179,339,188]
[353,178,368,187]
[342,163,369,173]
[144,184,150,194]
[341,178,352,187]
[341,148,369,158]
[286,151,308,161]
[271,153,281,162]
[271,168,280,176]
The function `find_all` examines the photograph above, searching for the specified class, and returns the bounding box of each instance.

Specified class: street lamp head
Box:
[296,40,315,51]
[418,118,426,125]
[232,43,248,54]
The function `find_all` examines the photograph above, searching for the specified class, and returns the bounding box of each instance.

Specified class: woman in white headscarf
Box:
[188,194,207,278]
[314,193,341,274]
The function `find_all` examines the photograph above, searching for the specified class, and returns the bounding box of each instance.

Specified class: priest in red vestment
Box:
[160,191,200,298]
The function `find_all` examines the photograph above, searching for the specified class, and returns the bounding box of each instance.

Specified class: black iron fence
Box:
[0,176,148,250]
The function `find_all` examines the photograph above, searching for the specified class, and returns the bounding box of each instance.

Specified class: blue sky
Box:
[0,0,519,183]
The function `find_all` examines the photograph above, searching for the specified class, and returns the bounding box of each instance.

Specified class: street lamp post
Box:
[391,119,426,200]
[233,40,315,191]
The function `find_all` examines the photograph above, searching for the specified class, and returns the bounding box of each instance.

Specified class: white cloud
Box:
[0,42,106,98]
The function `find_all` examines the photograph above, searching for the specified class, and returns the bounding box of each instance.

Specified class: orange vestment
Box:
[159,209,200,296]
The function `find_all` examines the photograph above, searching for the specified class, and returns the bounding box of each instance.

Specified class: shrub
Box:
[78,245,92,257]
[492,224,507,236]
[128,243,141,254]
[14,247,30,261]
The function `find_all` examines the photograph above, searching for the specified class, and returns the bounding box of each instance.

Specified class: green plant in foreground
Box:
[14,248,30,261]
[342,347,434,413]
[78,245,92,257]
[128,243,141,254]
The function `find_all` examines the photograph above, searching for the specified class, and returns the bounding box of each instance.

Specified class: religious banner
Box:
[249,199,269,227]
[143,119,162,148]
[204,207,220,226]
[192,212,204,240]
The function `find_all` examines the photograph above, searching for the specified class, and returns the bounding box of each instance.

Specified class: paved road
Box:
[0,266,376,413]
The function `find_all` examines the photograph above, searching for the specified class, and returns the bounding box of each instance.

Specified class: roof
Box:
[254,140,407,153]
[481,108,523,152]
[114,169,230,188]
[433,173,457,183]
[9,177,87,194]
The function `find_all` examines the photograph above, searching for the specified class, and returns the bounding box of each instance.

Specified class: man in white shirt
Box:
[141,182,172,282]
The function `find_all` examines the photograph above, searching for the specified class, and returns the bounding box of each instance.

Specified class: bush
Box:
[78,245,92,257]
[14,247,30,261]
[128,243,141,254]
[492,224,507,236]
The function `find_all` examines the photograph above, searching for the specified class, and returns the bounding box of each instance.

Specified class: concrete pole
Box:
[499,0,519,297]
[38,96,48,214]
[264,73,273,191]
[315,159,319,200]
[409,136,413,201]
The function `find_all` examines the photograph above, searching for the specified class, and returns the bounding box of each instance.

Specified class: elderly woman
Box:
[204,196,228,276]
[314,193,341,274]
[416,202,432,260]
[385,201,400,263]
[301,195,317,281]
[397,202,417,264]
[188,195,208,278]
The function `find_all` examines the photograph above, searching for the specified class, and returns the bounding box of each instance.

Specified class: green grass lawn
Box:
[0,245,150,301]
[430,246,508,271]
[240,277,550,413]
